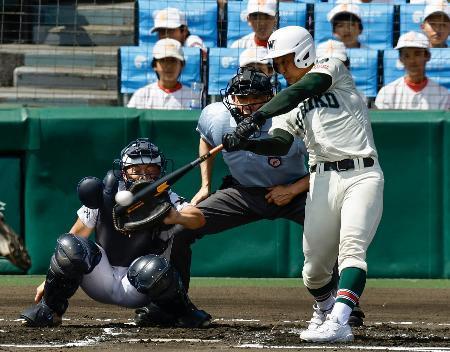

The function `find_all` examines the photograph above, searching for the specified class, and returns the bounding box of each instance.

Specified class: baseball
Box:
[115,190,134,206]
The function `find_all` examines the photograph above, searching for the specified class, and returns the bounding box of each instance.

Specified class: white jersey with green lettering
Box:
[270,57,378,166]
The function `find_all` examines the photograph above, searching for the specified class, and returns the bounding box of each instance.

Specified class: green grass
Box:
[1,276,449,289]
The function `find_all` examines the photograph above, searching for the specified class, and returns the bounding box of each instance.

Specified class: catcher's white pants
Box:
[80,246,151,309]
[302,159,384,289]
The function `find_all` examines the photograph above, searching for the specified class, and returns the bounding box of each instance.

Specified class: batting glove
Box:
[222,132,249,152]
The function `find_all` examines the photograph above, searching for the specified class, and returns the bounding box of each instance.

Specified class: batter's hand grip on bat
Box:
[115,144,223,216]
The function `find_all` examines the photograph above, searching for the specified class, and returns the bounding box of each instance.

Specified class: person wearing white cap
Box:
[150,7,205,49]
[375,31,449,110]
[421,1,450,48]
[127,38,201,110]
[327,4,367,49]
[316,39,349,67]
[231,0,277,49]
[239,47,274,76]
[222,25,383,342]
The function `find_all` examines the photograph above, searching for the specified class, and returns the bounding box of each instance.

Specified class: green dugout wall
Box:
[0,107,449,278]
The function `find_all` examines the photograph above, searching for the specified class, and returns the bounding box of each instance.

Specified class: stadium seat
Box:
[314,3,395,50]
[347,49,379,98]
[277,2,307,31]
[399,4,450,47]
[383,48,450,90]
[119,46,202,94]
[208,48,241,95]
[138,0,218,47]
[207,47,286,96]
[327,0,406,4]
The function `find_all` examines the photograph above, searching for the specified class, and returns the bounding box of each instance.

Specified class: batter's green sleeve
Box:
[258,72,332,118]
[245,128,294,156]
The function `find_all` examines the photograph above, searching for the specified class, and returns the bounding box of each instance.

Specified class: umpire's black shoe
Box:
[348,304,365,327]
[20,301,62,327]
[134,302,177,327]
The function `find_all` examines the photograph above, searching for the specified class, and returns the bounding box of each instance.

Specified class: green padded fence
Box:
[0,107,449,278]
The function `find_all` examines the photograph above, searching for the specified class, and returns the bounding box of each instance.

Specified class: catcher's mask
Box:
[221,67,274,124]
[113,138,167,188]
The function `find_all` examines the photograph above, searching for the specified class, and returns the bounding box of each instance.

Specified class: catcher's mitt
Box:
[113,181,173,234]
[0,206,32,271]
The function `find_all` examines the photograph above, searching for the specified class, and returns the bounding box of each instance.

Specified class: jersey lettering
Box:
[300,92,340,118]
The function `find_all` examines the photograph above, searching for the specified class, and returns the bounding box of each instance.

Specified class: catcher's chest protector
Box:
[87,171,168,267]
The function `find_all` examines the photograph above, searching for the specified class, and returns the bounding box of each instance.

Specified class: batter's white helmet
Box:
[264,26,315,69]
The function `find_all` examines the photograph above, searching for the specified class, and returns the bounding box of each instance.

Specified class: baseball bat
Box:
[115,144,224,216]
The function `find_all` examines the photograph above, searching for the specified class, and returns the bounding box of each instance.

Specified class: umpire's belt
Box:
[310,157,374,173]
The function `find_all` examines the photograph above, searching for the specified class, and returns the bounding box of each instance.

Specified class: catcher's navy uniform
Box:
[20,139,210,328]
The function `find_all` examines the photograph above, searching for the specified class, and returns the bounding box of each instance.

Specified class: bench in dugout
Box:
[314,3,395,50]
[119,46,202,103]
[226,0,306,48]
[383,48,450,91]
[137,0,218,48]
[399,4,450,47]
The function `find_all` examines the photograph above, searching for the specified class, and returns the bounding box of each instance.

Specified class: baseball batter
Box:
[223,26,384,343]
[20,138,210,328]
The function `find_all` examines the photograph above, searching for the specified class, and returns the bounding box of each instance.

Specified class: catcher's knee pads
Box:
[51,233,101,276]
[44,233,102,315]
[127,254,181,301]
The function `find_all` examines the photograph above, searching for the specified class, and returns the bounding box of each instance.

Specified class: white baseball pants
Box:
[302,159,384,289]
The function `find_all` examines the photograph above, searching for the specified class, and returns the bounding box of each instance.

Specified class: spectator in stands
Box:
[375,31,449,110]
[327,4,367,49]
[231,0,277,49]
[239,47,273,76]
[127,38,201,110]
[421,2,449,48]
[151,7,205,49]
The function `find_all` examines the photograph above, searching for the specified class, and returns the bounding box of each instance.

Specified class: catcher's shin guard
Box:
[128,254,211,328]
[21,234,101,326]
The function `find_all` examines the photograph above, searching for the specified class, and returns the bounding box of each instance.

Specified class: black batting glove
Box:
[222,132,249,152]
[250,111,266,127]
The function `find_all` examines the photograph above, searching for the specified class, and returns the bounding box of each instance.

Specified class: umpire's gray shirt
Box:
[197,102,308,187]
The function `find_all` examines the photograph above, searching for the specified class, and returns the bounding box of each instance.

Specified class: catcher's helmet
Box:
[114,138,167,186]
[221,67,274,123]
[264,26,315,69]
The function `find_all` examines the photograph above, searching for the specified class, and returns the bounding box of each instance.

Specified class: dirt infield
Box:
[0,284,449,351]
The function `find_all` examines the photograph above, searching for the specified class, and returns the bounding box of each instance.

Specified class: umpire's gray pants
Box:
[170,184,306,289]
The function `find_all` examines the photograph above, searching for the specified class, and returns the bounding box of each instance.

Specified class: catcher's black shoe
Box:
[20,301,62,327]
[135,302,178,327]
[176,302,211,328]
[348,304,365,327]
[0,211,31,271]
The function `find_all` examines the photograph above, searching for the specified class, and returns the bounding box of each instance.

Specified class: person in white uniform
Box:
[231,0,277,49]
[421,2,449,49]
[20,138,210,328]
[327,4,368,49]
[127,38,201,110]
[375,31,449,110]
[150,7,205,49]
[223,26,384,343]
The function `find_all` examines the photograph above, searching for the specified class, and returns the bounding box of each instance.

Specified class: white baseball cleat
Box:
[300,315,354,343]
[305,304,331,331]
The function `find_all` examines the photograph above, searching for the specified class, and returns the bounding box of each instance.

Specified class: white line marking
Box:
[236,344,450,352]
[214,318,260,322]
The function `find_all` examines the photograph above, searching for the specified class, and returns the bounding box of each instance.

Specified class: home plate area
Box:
[0,285,449,351]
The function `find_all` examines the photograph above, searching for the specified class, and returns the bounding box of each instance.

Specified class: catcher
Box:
[20,138,210,328]
[0,202,31,272]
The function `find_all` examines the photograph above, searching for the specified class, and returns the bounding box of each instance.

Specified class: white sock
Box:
[316,294,335,312]
[330,302,352,325]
